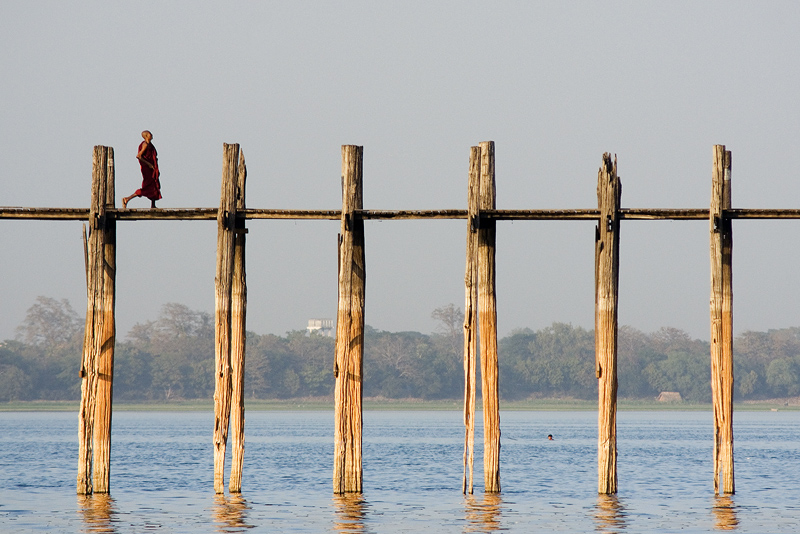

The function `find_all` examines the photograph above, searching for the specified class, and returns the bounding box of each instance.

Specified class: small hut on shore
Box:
[657,391,683,402]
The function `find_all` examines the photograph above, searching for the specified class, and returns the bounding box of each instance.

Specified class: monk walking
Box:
[123,130,161,208]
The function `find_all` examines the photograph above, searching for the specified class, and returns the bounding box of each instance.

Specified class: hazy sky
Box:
[2,2,799,342]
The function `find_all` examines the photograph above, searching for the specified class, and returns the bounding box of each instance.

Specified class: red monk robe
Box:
[136,141,161,201]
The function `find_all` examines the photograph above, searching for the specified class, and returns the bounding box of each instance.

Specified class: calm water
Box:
[1,409,799,533]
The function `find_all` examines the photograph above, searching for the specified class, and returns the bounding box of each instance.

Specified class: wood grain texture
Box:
[229,150,248,493]
[710,146,735,495]
[333,146,365,494]
[92,147,116,494]
[213,144,239,494]
[78,146,116,494]
[478,141,500,493]
[595,153,620,495]
[462,146,480,495]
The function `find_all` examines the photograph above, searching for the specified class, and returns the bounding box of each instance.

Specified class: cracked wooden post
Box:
[462,146,480,494]
[214,143,239,494]
[78,146,115,494]
[710,145,734,495]
[596,152,620,495]
[478,141,500,493]
[229,150,248,493]
[93,147,116,494]
[333,145,365,494]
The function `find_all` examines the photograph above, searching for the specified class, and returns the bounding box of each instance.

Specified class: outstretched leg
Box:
[122,192,140,209]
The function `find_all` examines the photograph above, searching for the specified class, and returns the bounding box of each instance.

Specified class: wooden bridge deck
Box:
[4,206,800,221]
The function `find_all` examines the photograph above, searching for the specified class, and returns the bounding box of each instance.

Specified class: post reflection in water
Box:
[212,494,254,532]
[464,493,503,532]
[332,494,372,533]
[594,494,627,533]
[77,494,117,534]
[712,495,739,531]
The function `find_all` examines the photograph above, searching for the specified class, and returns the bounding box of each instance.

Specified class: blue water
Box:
[1,410,799,532]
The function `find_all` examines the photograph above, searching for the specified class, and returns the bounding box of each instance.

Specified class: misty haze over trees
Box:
[2,297,800,403]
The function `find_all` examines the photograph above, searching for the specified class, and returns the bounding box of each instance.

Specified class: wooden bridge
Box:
[3,142,799,497]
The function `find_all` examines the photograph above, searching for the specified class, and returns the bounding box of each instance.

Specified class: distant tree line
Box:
[2,297,800,403]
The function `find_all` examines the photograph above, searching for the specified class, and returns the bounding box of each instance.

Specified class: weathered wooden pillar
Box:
[462,146,480,494]
[78,273,96,494]
[710,145,734,495]
[93,148,116,494]
[595,153,621,495]
[213,143,240,494]
[229,151,248,493]
[78,146,116,495]
[333,145,365,494]
[478,141,500,493]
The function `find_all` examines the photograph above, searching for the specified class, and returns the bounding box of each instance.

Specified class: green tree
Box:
[15,296,81,352]
[644,350,710,402]
[113,344,154,400]
[499,328,536,399]
[247,333,300,398]
[735,328,800,399]
[766,357,800,396]
[12,297,83,399]
[127,303,214,400]
[9,296,800,403]
[499,323,594,400]
[618,326,662,398]
[0,342,33,401]
[287,330,335,397]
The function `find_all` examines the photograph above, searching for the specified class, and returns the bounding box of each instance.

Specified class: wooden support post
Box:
[93,147,116,494]
[333,145,366,494]
[595,153,621,495]
[462,146,480,494]
[78,146,116,494]
[229,151,248,493]
[478,141,500,493]
[78,263,96,494]
[710,145,734,495]
[214,143,240,494]
[78,148,104,495]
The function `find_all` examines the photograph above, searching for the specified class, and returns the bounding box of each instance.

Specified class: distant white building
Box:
[307,318,334,337]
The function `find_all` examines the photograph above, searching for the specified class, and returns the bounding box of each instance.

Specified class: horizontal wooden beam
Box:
[727,208,800,219]
[620,208,707,220]
[619,208,800,220]
[0,207,91,220]
[488,209,597,220]
[361,209,467,220]
[246,209,339,220]
[4,206,800,222]
[117,208,219,220]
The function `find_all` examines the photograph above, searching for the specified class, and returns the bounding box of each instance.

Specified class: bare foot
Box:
[122,197,128,209]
